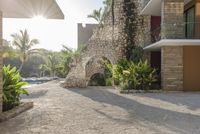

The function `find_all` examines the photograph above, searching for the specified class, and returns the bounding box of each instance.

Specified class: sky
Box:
[3,0,103,51]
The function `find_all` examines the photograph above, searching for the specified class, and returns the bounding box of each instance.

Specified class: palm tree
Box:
[103,0,112,18]
[41,53,59,77]
[88,0,113,26]
[11,29,39,72]
[88,8,104,25]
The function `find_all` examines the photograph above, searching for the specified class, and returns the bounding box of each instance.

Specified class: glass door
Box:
[185,7,195,39]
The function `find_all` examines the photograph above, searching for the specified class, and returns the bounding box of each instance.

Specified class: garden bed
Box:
[0,102,33,123]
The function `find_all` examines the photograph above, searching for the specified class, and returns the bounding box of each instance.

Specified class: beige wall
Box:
[78,23,97,47]
[183,46,200,91]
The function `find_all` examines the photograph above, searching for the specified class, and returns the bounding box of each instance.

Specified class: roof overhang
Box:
[140,0,161,16]
[144,39,200,51]
[0,0,64,19]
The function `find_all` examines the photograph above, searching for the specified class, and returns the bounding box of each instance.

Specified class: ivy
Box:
[123,0,138,60]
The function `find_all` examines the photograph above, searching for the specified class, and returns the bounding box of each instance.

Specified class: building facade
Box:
[141,0,200,91]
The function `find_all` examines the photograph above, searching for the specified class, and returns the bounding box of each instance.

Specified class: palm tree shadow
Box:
[68,87,200,134]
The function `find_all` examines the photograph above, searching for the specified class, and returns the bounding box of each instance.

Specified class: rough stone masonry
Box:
[62,0,148,88]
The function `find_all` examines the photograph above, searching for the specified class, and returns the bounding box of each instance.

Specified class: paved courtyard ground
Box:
[0,81,200,134]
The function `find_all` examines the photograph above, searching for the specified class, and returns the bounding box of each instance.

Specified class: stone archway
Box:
[88,73,106,86]
[62,0,147,88]
[85,56,111,86]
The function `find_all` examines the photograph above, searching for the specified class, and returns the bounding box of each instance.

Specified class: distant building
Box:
[78,23,98,47]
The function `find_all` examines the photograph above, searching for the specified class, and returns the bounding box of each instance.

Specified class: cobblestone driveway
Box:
[0,81,200,134]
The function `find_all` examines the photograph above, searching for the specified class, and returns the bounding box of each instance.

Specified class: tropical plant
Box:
[11,29,39,72]
[73,44,86,64]
[88,8,104,25]
[3,65,28,111]
[109,59,157,91]
[135,60,157,90]
[60,45,74,76]
[40,52,60,77]
[3,40,18,58]
[88,0,113,26]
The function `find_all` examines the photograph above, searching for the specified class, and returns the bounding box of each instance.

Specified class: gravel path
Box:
[0,81,200,134]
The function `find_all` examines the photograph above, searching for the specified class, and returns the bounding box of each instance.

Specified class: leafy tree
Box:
[40,52,60,77]
[60,45,74,75]
[11,29,39,72]
[73,44,86,63]
[3,40,18,58]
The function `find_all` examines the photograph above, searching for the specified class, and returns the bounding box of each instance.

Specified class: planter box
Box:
[0,102,33,122]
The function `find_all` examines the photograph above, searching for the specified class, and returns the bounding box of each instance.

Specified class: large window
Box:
[185,7,195,39]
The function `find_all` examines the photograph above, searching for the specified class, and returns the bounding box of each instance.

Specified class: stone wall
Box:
[161,46,183,91]
[62,0,147,88]
[0,11,2,113]
[161,0,184,39]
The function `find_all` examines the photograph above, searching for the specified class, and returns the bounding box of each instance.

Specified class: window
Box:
[185,7,195,39]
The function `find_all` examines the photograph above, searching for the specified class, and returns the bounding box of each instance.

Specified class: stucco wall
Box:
[78,23,98,47]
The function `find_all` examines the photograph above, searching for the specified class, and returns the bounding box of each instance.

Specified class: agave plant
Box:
[3,65,28,111]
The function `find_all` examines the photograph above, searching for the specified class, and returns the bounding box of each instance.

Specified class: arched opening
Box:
[85,56,112,86]
[88,73,106,86]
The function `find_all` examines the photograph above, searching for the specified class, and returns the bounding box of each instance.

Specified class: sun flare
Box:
[32,15,46,21]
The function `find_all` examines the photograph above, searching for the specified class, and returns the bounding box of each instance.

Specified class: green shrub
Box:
[112,59,157,91]
[3,65,28,111]
[105,78,112,86]
[135,60,157,90]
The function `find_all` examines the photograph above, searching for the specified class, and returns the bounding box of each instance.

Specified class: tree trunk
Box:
[18,62,24,73]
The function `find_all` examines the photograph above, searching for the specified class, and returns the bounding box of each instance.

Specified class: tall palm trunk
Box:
[18,53,26,73]
[18,61,24,73]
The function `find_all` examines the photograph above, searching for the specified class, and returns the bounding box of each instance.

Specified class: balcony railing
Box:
[143,26,161,47]
[143,22,200,47]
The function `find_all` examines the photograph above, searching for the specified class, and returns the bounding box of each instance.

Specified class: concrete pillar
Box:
[161,46,183,91]
[0,11,2,113]
[161,0,185,39]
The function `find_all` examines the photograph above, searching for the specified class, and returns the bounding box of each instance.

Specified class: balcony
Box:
[141,0,192,16]
[143,22,200,49]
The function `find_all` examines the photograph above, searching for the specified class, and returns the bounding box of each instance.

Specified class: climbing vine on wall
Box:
[123,0,138,60]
